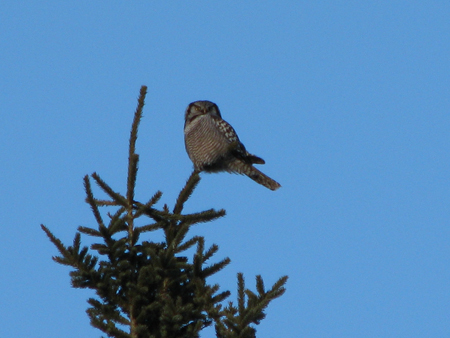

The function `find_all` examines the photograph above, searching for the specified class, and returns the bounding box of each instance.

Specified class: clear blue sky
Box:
[1,2,449,337]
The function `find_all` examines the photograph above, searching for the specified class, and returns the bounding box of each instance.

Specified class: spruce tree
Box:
[41,86,288,338]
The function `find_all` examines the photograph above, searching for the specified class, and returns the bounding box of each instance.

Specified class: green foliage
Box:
[41,86,287,337]
[215,274,289,338]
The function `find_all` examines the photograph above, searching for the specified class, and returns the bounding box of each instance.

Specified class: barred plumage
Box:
[184,100,281,191]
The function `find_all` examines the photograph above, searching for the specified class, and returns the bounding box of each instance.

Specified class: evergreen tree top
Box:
[41,86,287,338]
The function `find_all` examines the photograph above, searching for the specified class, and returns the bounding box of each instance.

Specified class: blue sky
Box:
[1,1,449,337]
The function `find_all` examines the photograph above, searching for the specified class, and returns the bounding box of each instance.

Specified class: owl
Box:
[184,100,281,191]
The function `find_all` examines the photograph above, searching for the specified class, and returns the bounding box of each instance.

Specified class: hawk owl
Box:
[184,100,281,191]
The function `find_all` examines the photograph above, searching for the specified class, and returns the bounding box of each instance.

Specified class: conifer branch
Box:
[127,153,139,205]
[136,207,225,228]
[202,258,231,278]
[108,208,128,234]
[178,208,226,226]
[215,273,288,337]
[173,170,201,215]
[171,223,191,249]
[91,199,120,206]
[91,172,128,207]
[203,244,219,262]
[84,175,105,228]
[127,86,147,205]
[255,275,265,296]
[237,273,246,315]
[212,289,231,304]
[147,190,163,204]
[135,221,164,233]
[78,226,102,237]
[176,235,201,253]
[41,224,71,265]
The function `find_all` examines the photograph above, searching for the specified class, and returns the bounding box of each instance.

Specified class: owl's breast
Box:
[184,115,232,171]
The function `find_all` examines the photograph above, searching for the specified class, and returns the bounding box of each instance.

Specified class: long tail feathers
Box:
[230,159,281,191]
[247,166,281,191]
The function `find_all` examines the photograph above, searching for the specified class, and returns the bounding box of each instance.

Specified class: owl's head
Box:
[185,100,222,123]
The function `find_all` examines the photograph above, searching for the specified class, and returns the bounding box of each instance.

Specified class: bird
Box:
[184,100,281,191]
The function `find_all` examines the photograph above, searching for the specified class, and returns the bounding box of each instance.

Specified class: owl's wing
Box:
[246,154,265,165]
[214,117,266,165]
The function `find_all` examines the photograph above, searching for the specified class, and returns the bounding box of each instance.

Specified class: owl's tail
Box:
[230,159,281,191]
[248,167,281,191]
